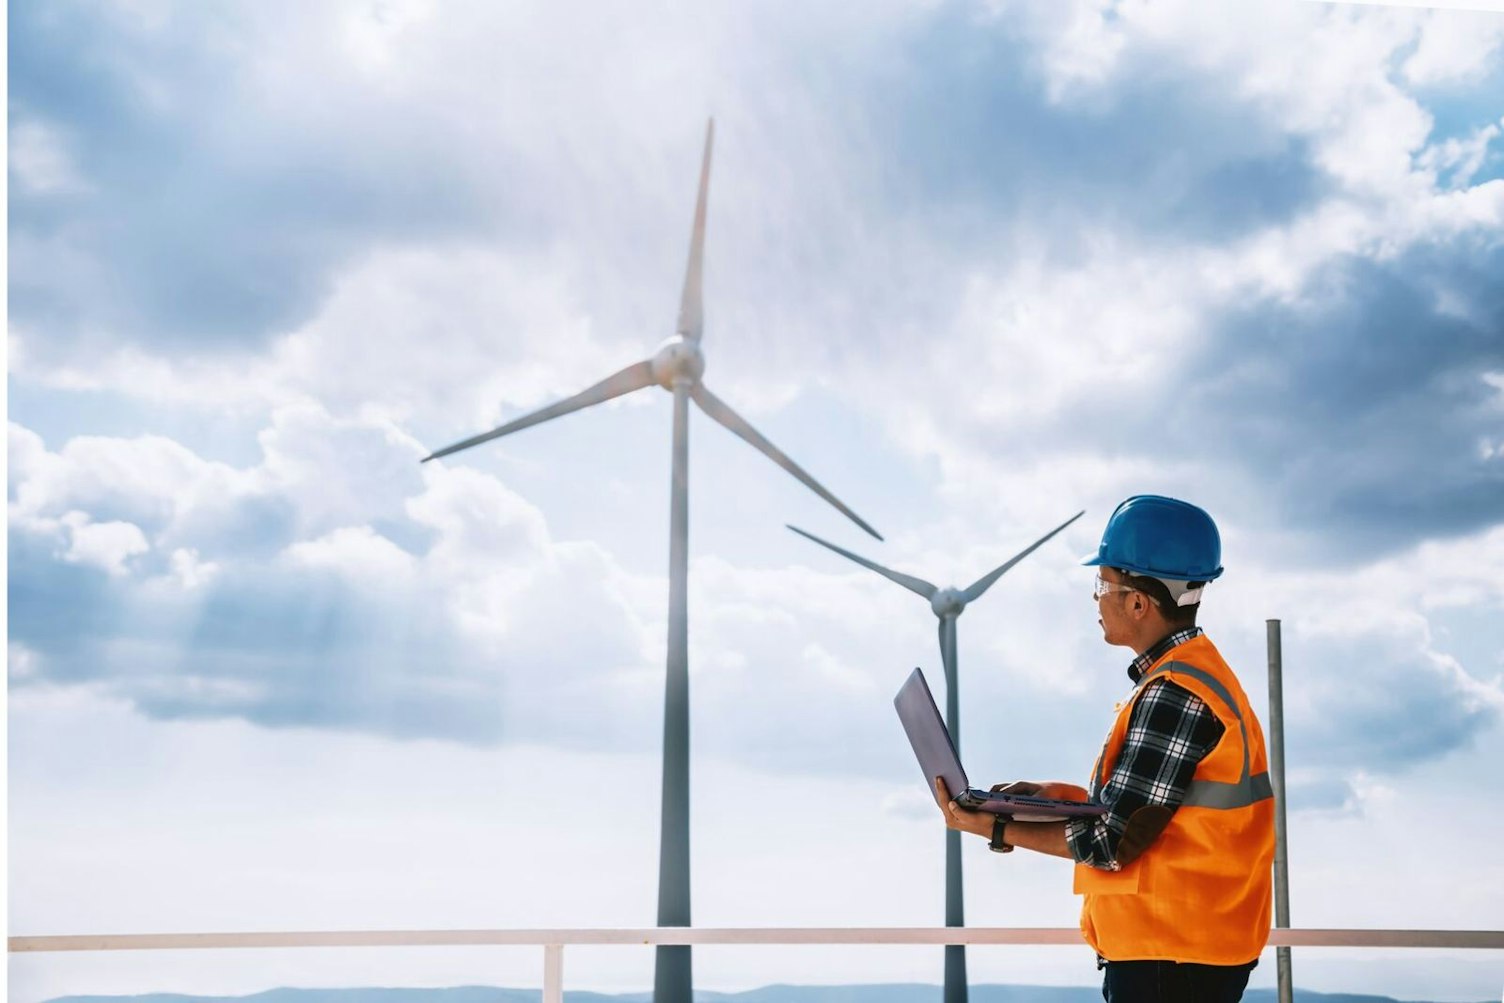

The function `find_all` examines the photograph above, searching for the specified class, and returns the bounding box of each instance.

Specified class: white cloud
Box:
[336,0,439,73]
[256,403,427,535]
[1004,0,1487,202]
[1323,0,1504,12]
[59,512,151,576]
[270,246,630,429]
[1485,370,1504,399]
[168,547,219,588]
[8,422,56,498]
[6,339,296,412]
[8,118,94,195]
[9,424,245,535]
[9,643,44,684]
[1402,7,1504,85]
[7,413,669,744]
[936,241,1203,423]
[1206,522,1504,771]
[801,640,873,693]
[283,525,417,580]
[401,464,554,639]
[1027,1,1130,102]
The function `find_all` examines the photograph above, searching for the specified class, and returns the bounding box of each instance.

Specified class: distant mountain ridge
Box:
[44,984,1493,1003]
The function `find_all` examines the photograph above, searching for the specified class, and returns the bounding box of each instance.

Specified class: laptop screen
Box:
[894,667,970,800]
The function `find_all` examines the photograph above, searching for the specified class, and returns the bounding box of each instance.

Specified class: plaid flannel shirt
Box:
[1064,627,1226,871]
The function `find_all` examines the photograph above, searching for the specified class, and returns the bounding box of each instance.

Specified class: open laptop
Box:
[895,666,1107,822]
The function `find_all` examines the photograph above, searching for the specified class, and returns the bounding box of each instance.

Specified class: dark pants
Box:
[1101,959,1256,1003]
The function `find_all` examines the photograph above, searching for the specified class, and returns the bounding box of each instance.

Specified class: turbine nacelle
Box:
[652,335,705,390]
[930,587,965,618]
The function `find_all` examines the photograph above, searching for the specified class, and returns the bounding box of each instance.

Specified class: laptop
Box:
[895,666,1107,822]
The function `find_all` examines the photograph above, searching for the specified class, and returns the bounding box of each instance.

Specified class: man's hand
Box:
[936,777,1077,859]
[933,777,994,838]
[991,780,1091,802]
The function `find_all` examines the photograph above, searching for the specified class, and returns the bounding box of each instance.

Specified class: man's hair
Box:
[1118,569,1200,629]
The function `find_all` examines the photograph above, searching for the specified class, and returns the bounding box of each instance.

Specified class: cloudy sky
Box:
[8,0,1504,1000]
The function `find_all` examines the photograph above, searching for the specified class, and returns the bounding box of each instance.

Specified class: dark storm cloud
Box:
[7,496,650,748]
[832,6,1501,557]
[7,526,507,743]
[8,2,500,358]
[861,6,1330,249]
[1283,776,1359,816]
[885,8,1504,560]
[1030,240,1504,561]
[8,531,124,668]
[1284,629,1500,774]
[165,564,508,742]
[1181,244,1504,558]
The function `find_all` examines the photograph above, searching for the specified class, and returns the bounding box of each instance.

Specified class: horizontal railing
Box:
[12,927,1504,1003]
[12,927,1504,951]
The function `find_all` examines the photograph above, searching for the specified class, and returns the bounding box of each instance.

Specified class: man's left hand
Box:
[933,777,994,838]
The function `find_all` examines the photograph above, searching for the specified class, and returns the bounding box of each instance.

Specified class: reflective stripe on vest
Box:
[1143,660,1273,811]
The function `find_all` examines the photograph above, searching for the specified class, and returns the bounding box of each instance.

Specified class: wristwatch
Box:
[989,814,1014,853]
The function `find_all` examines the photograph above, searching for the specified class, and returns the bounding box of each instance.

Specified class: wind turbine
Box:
[787,510,1083,1003]
[421,119,881,1003]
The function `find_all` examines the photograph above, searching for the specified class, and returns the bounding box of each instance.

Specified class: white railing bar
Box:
[10,927,1504,953]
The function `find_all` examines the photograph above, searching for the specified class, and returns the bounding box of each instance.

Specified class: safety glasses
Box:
[1093,574,1160,606]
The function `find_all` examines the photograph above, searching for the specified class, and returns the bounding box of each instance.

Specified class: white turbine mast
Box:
[421,119,881,1003]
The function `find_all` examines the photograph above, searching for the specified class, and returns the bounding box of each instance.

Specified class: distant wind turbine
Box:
[788,510,1083,1003]
[422,119,881,1003]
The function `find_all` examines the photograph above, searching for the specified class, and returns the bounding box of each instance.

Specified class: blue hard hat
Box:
[1081,495,1224,582]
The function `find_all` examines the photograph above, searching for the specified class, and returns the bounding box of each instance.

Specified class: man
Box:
[935,495,1275,1003]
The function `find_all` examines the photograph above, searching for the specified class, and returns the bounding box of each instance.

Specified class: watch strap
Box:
[989,814,1014,853]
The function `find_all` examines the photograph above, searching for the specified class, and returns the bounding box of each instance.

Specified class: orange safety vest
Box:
[1074,633,1276,965]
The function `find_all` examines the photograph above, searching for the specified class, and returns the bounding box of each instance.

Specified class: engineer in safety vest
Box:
[935,495,1276,1003]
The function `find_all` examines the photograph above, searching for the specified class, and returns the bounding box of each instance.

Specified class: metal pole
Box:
[654,383,692,1003]
[1266,619,1293,1003]
[939,616,967,1003]
[543,944,564,1003]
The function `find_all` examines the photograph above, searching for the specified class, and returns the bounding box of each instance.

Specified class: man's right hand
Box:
[991,780,1091,802]
[935,777,993,838]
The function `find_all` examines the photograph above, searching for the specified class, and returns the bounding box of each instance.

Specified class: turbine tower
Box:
[788,510,1083,1003]
[421,119,881,1003]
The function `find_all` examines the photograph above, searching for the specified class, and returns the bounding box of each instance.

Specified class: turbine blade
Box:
[691,383,883,540]
[422,360,656,463]
[959,509,1085,604]
[787,524,935,599]
[676,119,714,343]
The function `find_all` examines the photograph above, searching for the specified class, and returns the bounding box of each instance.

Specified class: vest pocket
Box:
[1073,861,1142,896]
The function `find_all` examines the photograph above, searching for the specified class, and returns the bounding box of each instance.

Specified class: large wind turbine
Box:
[788,510,1083,1003]
[422,120,881,1003]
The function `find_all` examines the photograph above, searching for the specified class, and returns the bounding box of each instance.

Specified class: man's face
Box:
[1094,567,1137,647]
